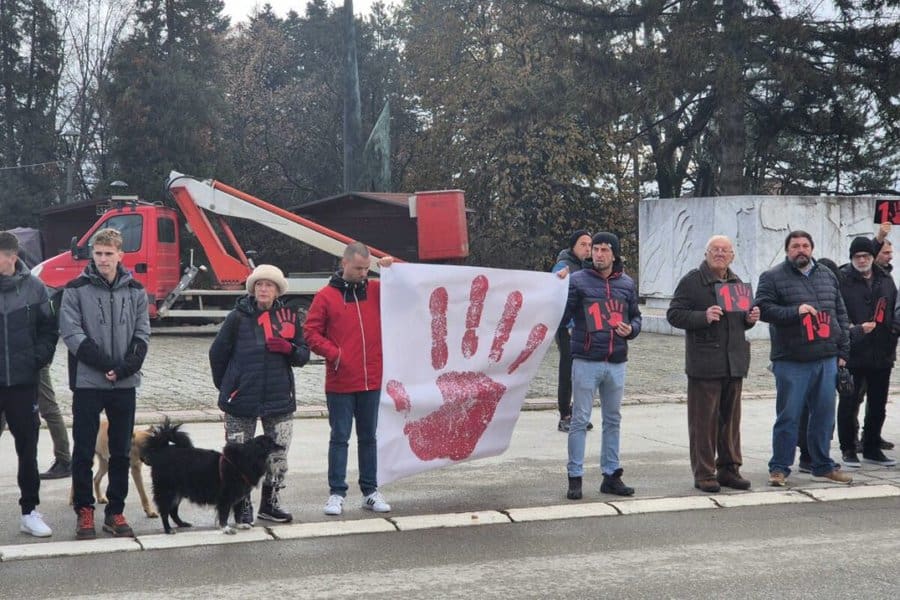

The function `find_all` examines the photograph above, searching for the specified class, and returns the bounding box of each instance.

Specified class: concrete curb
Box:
[3,482,898,562]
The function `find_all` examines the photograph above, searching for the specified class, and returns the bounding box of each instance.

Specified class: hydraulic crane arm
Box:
[166,171,391,282]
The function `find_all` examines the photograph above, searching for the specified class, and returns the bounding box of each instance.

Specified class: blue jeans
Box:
[769,359,839,477]
[326,391,379,497]
[567,359,626,477]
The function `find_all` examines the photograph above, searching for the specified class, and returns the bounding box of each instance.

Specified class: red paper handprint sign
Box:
[386,275,549,462]
[258,307,297,339]
[605,298,626,327]
[815,311,831,338]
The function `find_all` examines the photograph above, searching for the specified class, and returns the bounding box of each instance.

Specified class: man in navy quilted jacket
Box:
[561,232,641,500]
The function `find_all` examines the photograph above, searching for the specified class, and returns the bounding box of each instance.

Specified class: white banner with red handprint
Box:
[377,263,568,485]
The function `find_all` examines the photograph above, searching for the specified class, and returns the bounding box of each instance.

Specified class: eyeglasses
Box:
[707,248,733,256]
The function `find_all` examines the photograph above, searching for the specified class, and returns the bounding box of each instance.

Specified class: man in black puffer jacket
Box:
[755,230,851,487]
[836,237,897,468]
[0,231,58,537]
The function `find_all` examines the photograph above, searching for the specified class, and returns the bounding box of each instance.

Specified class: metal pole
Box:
[65,159,74,203]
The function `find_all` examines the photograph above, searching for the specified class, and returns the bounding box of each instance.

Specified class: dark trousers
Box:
[0,384,40,514]
[839,368,891,454]
[556,327,573,419]
[0,366,70,462]
[326,390,379,497]
[71,387,136,515]
[686,377,743,481]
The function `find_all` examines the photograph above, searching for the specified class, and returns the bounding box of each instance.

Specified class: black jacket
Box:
[666,261,754,378]
[0,260,58,386]
[209,295,310,418]
[755,258,850,362]
[838,264,898,370]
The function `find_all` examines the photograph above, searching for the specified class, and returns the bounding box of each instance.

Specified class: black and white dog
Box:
[140,419,281,534]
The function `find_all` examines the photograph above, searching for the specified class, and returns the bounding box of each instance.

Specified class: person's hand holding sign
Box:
[745,306,760,325]
[860,321,877,334]
[706,305,723,323]
[798,303,818,317]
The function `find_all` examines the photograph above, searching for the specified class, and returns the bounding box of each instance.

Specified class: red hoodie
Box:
[303,274,383,393]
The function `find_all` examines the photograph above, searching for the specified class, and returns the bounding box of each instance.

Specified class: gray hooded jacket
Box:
[59,263,150,390]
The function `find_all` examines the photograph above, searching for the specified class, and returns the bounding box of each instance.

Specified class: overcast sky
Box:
[223,0,387,23]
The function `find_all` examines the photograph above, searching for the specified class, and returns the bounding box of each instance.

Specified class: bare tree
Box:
[50,0,133,199]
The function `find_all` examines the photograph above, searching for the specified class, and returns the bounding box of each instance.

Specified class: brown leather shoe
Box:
[717,468,752,490]
[694,479,721,493]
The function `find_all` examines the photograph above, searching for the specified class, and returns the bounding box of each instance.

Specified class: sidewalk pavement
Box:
[1,393,897,561]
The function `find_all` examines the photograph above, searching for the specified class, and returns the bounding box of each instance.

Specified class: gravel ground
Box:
[42,329,779,416]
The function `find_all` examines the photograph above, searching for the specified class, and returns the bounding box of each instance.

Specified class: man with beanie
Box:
[0,231,58,537]
[551,229,592,432]
[836,237,897,467]
[561,232,641,500]
[755,230,851,487]
[667,235,759,493]
[61,228,150,539]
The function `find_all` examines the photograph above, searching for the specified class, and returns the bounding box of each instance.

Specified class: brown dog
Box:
[69,421,158,518]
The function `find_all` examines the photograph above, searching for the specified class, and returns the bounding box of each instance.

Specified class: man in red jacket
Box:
[304,242,392,516]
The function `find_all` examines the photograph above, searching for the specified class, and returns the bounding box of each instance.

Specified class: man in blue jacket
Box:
[561,232,641,500]
[755,230,852,487]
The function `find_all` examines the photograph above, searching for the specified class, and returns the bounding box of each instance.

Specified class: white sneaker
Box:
[324,494,344,516]
[20,510,52,537]
[361,491,391,513]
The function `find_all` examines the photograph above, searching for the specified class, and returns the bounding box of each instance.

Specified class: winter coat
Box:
[755,258,850,362]
[209,295,310,418]
[666,261,755,379]
[552,249,589,275]
[0,259,58,386]
[303,273,382,393]
[838,263,898,370]
[60,263,150,390]
[563,263,641,363]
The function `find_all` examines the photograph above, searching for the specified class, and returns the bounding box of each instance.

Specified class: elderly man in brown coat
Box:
[667,235,760,492]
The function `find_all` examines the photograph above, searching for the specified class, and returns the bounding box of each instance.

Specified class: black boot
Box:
[233,495,254,529]
[40,459,71,480]
[600,468,635,496]
[566,476,582,500]
[257,485,293,523]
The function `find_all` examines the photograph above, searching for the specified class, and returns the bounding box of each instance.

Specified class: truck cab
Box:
[33,197,180,318]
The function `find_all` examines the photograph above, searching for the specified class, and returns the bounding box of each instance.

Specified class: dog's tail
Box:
[140,417,193,464]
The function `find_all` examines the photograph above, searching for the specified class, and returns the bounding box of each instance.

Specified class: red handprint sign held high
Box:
[387,276,549,462]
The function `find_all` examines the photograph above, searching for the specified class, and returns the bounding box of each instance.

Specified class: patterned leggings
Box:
[224,413,293,490]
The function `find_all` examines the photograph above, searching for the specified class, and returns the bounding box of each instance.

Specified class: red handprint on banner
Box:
[605,299,626,328]
[735,285,753,311]
[815,312,831,338]
[387,276,549,462]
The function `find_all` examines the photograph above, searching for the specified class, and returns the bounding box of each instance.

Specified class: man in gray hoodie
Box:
[60,228,150,540]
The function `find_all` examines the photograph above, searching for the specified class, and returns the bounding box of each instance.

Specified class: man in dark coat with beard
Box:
[551,229,592,432]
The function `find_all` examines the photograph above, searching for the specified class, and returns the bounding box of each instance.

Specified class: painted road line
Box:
[0,537,140,561]
[802,484,900,502]
[392,510,511,531]
[138,527,273,550]
[270,519,396,540]
[712,490,814,508]
[506,502,619,522]
[610,496,717,515]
